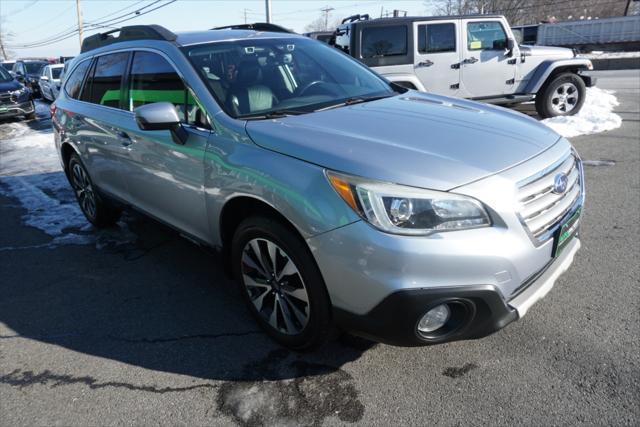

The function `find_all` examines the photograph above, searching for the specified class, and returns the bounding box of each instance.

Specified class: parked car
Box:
[0,66,35,120]
[1,60,16,72]
[332,14,595,118]
[53,25,584,349]
[12,59,48,98]
[38,63,65,101]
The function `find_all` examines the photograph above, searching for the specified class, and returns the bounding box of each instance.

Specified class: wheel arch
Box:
[60,142,78,178]
[525,58,593,94]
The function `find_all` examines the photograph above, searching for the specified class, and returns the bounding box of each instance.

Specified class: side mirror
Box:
[506,38,516,57]
[134,102,188,145]
[40,75,49,81]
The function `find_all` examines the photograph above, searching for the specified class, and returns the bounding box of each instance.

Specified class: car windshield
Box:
[25,62,46,74]
[51,67,63,79]
[184,37,397,118]
[1,62,14,72]
[0,67,12,81]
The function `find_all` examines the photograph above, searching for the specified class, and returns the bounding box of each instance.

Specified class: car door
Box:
[73,52,133,201]
[114,50,212,240]
[413,20,461,95]
[39,66,50,98]
[459,19,517,98]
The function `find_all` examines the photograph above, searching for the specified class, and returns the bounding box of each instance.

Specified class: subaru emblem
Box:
[553,173,569,194]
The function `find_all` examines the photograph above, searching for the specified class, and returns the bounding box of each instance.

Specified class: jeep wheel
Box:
[68,153,121,228]
[231,216,333,350]
[535,73,586,118]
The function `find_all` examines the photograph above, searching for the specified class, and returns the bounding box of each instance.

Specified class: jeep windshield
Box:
[184,37,397,119]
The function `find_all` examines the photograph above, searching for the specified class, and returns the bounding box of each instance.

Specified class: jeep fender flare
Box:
[380,74,427,92]
[524,58,593,94]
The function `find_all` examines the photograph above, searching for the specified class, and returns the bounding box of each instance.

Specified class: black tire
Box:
[535,72,586,119]
[231,216,333,350]
[68,153,121,228]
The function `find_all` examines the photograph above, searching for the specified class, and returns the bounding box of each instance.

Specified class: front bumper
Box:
[333,237,580,346]
[0,99,34,118]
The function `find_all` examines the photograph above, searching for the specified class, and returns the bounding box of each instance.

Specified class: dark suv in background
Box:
[0,66,35,120]
[12,59,48,98]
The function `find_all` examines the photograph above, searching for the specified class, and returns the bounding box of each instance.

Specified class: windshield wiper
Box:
[241,109,308,120]
[315,94,394,112]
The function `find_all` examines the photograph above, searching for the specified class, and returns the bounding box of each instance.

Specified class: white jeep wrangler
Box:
[332,14,595,118]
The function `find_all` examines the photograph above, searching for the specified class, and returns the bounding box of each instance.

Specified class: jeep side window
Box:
[64,59,91,99]
[361,25,407,58]
[467,21,507,50]
[418,23,456,54]
[84,52,129,109]
[128,51,210,129]
[334,25,351,54]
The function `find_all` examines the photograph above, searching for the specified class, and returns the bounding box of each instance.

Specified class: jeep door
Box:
[412,20,461,95]
[114,50,211,240]
[459,19,517,97]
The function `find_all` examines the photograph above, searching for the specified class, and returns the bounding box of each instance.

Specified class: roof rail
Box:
[211,23,293,33]
[341,14,370,24]
[80,25,177,53]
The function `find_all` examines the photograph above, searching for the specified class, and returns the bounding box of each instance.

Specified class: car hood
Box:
[245,92,561,190]
[0,79,21,92]
[520,45,574,58]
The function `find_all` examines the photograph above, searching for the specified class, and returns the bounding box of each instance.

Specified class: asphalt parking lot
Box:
[1,70,638,426]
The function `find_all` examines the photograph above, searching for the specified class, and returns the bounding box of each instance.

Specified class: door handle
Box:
[416,60,434,68]
[464,57,479,64]
[116,130,132,147]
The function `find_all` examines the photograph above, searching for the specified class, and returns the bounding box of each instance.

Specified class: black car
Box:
[12,59,48,98]
[0,66,35,121]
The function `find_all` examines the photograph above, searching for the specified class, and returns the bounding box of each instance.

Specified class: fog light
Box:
[418,304,451,333]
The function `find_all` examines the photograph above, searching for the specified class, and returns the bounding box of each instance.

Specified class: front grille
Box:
[517,152,583,244]
[0,92,18,105]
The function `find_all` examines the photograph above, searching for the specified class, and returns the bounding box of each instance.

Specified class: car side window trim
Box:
[417,22,457,54]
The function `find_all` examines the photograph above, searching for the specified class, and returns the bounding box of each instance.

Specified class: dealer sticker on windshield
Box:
[553,207,581,257]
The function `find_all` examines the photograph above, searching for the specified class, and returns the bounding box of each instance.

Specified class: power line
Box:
[0,0,40,19]
[6,0,177,49]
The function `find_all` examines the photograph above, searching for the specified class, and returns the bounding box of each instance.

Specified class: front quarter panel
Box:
[203,116,360,247]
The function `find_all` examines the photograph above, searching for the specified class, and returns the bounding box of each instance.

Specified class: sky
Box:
[0,0,433,58]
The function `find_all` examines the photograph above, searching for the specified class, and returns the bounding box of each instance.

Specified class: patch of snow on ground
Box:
[0,111,136,249]
[541,87,622,138]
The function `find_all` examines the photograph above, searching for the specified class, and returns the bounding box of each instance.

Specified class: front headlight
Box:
[10,87,28,96]
[327,171,491,235]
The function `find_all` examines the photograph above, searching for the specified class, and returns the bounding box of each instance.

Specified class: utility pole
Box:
[76,0,84,48]
[0,38,8,60]
[265,0,272,23]
[243,8,250,24]
[321,5,334,30]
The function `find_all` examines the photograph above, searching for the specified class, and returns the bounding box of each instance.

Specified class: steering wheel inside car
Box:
[297,80,336,97]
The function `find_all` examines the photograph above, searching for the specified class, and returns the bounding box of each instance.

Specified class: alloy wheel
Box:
[551,82,579,114]
[71,162,97,219]
[240,238,310,335]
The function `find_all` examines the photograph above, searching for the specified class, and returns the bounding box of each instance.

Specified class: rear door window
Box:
[84,52,129,108]
[63,59,91,99]
[418,23,456,53]
[467,21,507,50]
[361,25,407,58]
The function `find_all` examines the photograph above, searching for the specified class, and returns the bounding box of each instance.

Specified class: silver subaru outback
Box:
[52,24,584,349]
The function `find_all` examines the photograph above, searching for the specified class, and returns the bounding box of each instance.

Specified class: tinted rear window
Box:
[418,23,456,53]
[84,52,129,108]
[52,68,63,79]
[361,25,407,58]
[64,59,91,99]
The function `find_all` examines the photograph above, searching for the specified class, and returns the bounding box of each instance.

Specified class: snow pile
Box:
[541,87,622,138]
[0,112,136,249]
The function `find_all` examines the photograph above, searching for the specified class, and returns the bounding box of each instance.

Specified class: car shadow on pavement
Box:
[0,178,372,424]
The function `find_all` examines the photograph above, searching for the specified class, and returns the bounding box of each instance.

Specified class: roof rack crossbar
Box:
[80,25,177,53]
[211,23,293,33]
[341,14,370,24]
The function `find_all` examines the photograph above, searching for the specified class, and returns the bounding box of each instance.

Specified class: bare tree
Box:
[0,25,14,60]
[304,13,341,32]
